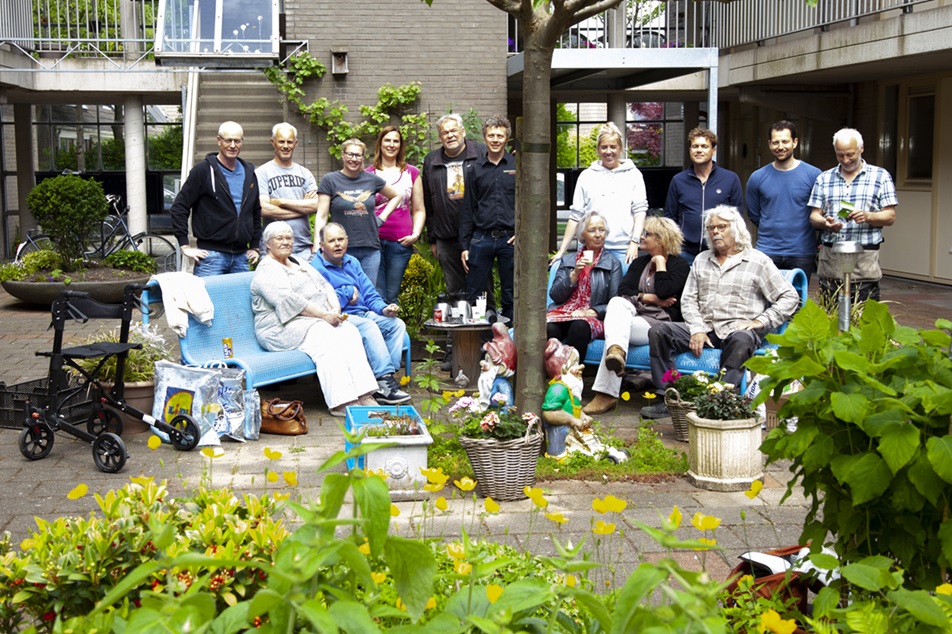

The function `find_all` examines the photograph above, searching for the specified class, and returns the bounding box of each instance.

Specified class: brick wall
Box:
[283,0,509,174]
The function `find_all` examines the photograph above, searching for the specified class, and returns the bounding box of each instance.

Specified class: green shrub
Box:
[104,249,156,274]
[20,249,64,274]
[398,249,442,339]
[26,175,109,271]
[0,262,25,282]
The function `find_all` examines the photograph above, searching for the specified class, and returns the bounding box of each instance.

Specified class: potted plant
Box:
[662,369,717,442]
[344,406,434,494]
[1,175,155,305]
[75,323,173,434]
[685,384,762,492]
[452,395,543,501]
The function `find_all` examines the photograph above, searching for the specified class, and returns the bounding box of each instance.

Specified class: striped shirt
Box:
[808,161,898,246]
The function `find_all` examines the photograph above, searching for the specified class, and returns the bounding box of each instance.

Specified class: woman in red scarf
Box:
[546,211,622,362]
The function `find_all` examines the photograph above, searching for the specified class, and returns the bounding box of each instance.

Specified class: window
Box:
[905,90,934,182]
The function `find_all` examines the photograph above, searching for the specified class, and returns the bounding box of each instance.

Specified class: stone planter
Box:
[344,406,433,493]
[2,276,151,306]
[686,411,763,492]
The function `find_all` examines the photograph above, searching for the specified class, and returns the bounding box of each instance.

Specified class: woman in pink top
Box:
[366,126,426,303]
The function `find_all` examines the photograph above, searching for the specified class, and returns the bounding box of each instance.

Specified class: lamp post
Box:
[831,241,864,331]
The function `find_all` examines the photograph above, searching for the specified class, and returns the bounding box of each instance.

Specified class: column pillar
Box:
[124,96,148,235]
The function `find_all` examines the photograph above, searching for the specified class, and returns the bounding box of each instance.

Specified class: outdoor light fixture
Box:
[831,241,864,331]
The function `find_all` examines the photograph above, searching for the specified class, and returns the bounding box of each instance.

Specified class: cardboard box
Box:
[764,382,802,430]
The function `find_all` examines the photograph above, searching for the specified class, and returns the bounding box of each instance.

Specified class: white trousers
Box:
[591,297,653,398]
[299,320,378,408]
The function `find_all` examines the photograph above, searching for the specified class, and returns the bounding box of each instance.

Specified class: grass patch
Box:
[427,426,687,483]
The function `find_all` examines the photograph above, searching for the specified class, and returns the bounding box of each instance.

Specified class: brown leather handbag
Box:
[260,398,308,435]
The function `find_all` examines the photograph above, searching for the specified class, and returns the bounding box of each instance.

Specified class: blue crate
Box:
[344,405,428,470]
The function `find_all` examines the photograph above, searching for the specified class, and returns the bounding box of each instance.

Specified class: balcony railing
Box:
[511,0,934,53]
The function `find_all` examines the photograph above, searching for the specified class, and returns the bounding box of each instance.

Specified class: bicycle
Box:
[15,194,179,273]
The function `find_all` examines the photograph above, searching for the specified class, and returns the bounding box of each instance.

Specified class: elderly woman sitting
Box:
[583,216,690,414]
[546,211,622,362]
[251,221,379,417]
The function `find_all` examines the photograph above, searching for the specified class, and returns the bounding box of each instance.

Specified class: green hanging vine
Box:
[264,52,430,164]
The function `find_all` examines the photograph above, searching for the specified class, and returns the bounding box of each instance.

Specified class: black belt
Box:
[480,228,513,238]
[822,242,879,250]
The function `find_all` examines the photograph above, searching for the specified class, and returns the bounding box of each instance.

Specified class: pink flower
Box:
[662,369,680,385]
[480,411,499,431]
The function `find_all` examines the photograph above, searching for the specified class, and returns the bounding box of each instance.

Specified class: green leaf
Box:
[296,598,340,632]
[809,552,840,570]
[327,601,383,634]
[877,422,919,473]
[833,349,872,374]
[938,520,952,571]
[802,433,836,471]
[926,436,952,483]
[612,563,668,634]
[385,536,436,621]
[887,588,949,627]
[841,562,891,591]
[862,407,907,437]
[831,392,869,423]
[909,452,945,505]
[811,586,841,618]
[351,472,391,555]
[842,452,892,505]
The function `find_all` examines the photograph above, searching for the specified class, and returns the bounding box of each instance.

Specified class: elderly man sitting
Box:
[641,205,799,419]
[312,222,411,405]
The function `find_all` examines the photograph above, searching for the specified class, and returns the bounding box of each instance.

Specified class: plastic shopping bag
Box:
[152,361,221,447]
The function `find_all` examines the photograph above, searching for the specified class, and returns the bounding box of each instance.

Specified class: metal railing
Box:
[511,0,934,53]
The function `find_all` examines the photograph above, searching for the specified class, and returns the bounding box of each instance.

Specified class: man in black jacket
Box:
[171,121,262,276]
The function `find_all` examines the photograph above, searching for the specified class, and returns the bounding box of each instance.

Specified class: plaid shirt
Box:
[808,160,898,246]
[681,248,799,339]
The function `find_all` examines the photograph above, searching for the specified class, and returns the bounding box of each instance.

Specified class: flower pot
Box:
[344,406,433,492]
[459,418,543,501]
[101,380,155,435]
[664,387,695,442]
[2,276,151,306]
[686,411,763,492]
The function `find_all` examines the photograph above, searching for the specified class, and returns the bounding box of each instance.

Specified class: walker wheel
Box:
[92,433,127,473]
[19,423,54,461]
[168,415,200,451]
[87,408,123,437]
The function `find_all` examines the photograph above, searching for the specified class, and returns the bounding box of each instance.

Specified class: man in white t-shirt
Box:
[256,122,319,262]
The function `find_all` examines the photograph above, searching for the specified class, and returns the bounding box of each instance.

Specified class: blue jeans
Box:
[348,247,381,290]
[194,251,249,277]
[466,232,514,322]
[377,240,413,304]
[347,311,407,378]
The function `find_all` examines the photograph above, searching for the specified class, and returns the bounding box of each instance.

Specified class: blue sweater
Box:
[311,253,387,315]
[746,161,822,257]
[664,162,743,255]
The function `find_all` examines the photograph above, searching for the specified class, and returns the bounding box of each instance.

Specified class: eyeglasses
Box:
[270,236,294,244]
[641,230,657,238]
[218,137,243,146]
[343,152,364,160]
[705,223,731,234]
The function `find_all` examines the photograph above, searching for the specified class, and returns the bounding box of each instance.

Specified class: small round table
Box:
[423,317,509,386]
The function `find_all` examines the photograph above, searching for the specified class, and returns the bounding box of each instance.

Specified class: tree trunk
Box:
[514,41,554,413]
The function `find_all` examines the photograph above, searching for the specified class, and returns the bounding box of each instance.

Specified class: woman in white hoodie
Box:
[551,123,648,265]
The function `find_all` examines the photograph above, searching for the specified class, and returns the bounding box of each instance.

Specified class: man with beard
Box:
[809,128,897,303]
[746,121,822,281]
[664,128,743,264]
[641,205,799,419]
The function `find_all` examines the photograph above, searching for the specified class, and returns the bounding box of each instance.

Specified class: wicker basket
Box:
[664,387,696,442]
[459,418,543,501]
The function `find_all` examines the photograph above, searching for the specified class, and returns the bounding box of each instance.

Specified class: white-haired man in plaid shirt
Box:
[641,205,799,419]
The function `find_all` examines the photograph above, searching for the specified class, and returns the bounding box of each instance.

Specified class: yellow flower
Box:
[390,504,401,517]
[399,375,411,386]
[201,447,217,458]
[454,560,472,575]
[441,390,454,400]
[524,486,548,508]
[593,495,627,514]
[937,583,952,596]
[545,512,568,525]
[486,584,504,604]
[272,491,290,501]
[643,392,657,400]
[592,498,608,514]
[420,467,449,485]
[592,520,616,535]
[564,574,577,587]
[759,608,797,634]
[267,471,279,483]
[697,537,717,547]
[484,497,500,514]
[371,572,386,584]
[424,483,444,493]
[691,512,722,532]
[446,543,466,560]
[147,435,162,450]
[426,596,437,610]
[621,391,630,401]
[367,468,389,480]
[435,496,448,511]
[454,476,477,492]
[282,471,298,486]
[396,598,406,611]
[20,538,34,551]
[669,506,683,529]
[263,447,282,460]
[359,542,371,555]
[67,484,88,500]
[744,480,764,499]
[454,389,466,397]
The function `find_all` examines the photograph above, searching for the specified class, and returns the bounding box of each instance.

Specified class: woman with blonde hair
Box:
[551,122,648,265]
[583,216,690,414]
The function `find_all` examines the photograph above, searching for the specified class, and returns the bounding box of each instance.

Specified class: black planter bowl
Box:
[2,276,151,306]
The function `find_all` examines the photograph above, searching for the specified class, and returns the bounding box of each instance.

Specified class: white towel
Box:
[149,272,214,338]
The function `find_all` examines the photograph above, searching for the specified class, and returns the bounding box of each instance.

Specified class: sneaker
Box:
[330,400,358,417]
[640,401,670,419]
[374,375,411,405]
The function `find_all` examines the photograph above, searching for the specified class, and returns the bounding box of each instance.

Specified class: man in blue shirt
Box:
[312,222,411,405]
[664,128,743,264]
[746,121,822,281]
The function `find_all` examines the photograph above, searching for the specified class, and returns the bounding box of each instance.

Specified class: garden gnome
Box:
[477,322,516,410]
[541,339,628,462]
